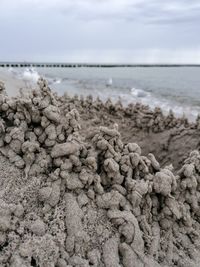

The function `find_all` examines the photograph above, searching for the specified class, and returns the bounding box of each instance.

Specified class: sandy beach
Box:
[0,77,199,267]
[0,70,26,96]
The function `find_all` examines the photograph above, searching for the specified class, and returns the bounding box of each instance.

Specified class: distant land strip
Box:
[0,62,200,68]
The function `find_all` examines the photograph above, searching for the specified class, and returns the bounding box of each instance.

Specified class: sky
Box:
[0,0,200,63]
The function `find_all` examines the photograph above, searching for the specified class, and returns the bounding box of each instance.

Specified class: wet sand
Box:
[0,69,25,96]
[0,78,199,266]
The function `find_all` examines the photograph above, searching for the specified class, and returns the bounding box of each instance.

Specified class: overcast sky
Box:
[0,0,200,63]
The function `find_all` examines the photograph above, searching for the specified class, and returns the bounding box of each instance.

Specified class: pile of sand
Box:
[0,79,199,267]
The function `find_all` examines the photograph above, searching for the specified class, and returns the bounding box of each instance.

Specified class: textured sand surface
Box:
[0,79,199,267]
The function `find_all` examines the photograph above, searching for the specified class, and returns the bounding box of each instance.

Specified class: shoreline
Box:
[0,67,199,122]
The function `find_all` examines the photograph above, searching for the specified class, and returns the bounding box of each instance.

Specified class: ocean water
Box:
[3,66,200,121]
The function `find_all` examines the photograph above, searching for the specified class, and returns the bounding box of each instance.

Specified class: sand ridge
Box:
[0,79,199,266]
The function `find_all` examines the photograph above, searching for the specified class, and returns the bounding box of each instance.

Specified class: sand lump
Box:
[0,79,199,266]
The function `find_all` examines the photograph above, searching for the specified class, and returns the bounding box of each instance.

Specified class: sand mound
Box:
[0,79,199,267]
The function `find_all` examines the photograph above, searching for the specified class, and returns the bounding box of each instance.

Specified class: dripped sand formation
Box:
[0,79,199,267]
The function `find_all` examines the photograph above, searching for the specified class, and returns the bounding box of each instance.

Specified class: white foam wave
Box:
[53,78,61,84]
[7,67,18,76]
[131,88,150,98]
[106,78,113,87]
[130,87,199,121]
[22,67,40,84]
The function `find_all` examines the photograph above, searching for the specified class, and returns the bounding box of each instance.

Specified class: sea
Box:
[1,66,200,121]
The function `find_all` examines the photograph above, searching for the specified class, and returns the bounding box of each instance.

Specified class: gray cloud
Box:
[52,0,200,25]
[0,0,199,63]
[2,0,200,23]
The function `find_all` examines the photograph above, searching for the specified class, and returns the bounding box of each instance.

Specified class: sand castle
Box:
[0,78,199,266]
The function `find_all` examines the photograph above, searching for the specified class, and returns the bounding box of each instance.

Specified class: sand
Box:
[0,70,25,96]
[0,78,199,267]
